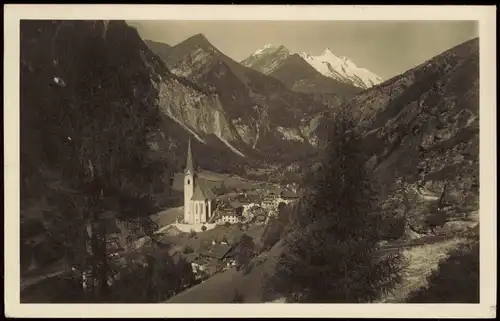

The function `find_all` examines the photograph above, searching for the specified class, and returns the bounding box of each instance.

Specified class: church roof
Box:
[185,137,195,175]
[191,178,216,201]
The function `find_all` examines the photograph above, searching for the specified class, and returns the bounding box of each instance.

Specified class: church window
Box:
[187,179,190,185]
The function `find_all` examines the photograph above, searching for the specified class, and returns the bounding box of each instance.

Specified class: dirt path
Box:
[375,236,468,303]
[378,233,452,254]
[414,186,440,201]
[21,269,67,291]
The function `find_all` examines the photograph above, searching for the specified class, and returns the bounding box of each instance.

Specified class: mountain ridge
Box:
[242,43,382,90]
[298,49,383,89]
[241,44,362,97]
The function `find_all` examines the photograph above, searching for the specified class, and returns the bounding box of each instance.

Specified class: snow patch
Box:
[53,77,66,87]
[253,48,265,56]
[253,44,276,56]
[298,49,383,88]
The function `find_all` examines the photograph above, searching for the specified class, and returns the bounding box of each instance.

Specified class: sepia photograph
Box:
[4,4,497,319]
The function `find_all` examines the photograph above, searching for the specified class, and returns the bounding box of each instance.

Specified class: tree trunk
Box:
[438,182,448,209]
[97,215,109,301]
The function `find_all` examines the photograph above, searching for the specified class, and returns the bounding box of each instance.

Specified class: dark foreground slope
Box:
[20,20,260,281]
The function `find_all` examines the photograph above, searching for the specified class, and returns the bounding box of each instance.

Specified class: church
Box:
[183,138,216,225]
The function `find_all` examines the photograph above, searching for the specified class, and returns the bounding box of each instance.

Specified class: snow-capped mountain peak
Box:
[243,43,382,89]
[252,44,286,56]
[321,48,335,56]
[241,44,292,74]
[298,49,383,89]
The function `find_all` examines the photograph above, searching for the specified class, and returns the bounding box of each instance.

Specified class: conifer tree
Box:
[266,106,404,303]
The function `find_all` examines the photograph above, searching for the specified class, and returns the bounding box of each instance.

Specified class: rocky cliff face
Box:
[146,34,337,164]
[20,20,262,191]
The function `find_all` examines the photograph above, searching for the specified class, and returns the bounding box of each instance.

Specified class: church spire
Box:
[185,137,194,174]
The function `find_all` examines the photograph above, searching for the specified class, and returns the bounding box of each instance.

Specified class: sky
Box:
[127,20,479,80]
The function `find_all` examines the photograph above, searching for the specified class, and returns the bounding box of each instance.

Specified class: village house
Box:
[285,182,299,193]
[214,200,244,225]
[170,251,207,279]
[218,214,239,224]
[279,189,301,203]
[262,188,283,208]
[190,258,208,278]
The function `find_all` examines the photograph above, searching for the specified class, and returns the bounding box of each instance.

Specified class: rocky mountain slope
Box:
[241,44,362,97]
[145,34,340,164]
[277,37,479,229]
[144,39,172,61]
[344,38,480,241]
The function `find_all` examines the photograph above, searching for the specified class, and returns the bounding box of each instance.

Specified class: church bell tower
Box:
[184,137,195,223]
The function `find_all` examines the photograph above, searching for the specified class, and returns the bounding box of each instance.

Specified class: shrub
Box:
[382,215,406,241]
[32,241,63,267]
[21,218,46,240]
[183,246,194,254]
[189,230,197,238]
[224,222,231,228]
[234,234,255,269]
[260,217,282,252]
[425,212,447,230]
[242,261,254,275]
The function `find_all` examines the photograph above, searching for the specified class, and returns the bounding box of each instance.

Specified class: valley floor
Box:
[165,211,479,304]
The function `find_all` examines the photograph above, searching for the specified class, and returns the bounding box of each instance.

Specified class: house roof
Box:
[229,200,243,208]
[200,244,233,260]
[281,190,299,198]
[268,188,283,195]
[191,184,210,201]
[246,194,262,203]
[183,253,199,264]
[221,213,238,219]
[192,258,206,265]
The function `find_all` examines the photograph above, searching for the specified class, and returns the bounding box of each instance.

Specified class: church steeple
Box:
[185,137,195,175]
